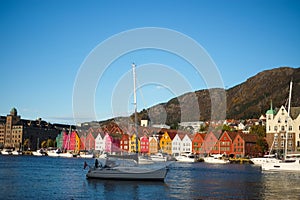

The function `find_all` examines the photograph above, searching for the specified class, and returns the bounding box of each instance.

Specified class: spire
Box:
[266,100,275,115]
[270,100,273,110]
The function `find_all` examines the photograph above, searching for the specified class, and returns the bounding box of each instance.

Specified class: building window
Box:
[281,141,284,147]
[281,126,285,131]
[274,126,278,131]
[289,126,292,131]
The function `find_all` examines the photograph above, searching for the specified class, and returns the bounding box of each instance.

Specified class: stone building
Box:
[266,103,300,153]
[0,108,71,150]
[0,108,23,149]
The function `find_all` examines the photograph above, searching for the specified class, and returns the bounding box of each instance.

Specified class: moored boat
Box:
[250,154,280,166]
[12,150,22,155]
[86,157,168,181]
[204,154,229,164]
[175,153,197,162]
[1,149,12,155]
[32,149,45,156]
[150,153,167,162]
[262,160,300,172]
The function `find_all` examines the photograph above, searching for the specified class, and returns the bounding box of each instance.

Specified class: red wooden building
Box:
[140,135,149,154]
[192,133,206,154]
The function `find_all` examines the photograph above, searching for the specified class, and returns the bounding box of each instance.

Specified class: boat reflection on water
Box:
[87,179,168,199]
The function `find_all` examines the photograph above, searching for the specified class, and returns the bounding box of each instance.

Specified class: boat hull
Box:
[204,158,229,164]
[86,166,168,181]
[175,156,196,162]
[250,158,280,166]
[262,160,300,172]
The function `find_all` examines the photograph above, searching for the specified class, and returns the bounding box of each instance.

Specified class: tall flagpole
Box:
[132,63,138,153]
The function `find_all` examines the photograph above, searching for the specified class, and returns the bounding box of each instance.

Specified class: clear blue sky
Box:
[1,0,299,124]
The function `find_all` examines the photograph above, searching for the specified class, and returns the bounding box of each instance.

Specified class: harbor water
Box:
[0,155,299,200]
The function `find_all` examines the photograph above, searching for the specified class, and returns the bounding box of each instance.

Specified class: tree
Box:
[199,124,208,132]
[41,141,47,148]
[222,124,232,132]
[250,125,266,137]
[46,139,55,147]
[250,125,268,154]
[23,139,30,150]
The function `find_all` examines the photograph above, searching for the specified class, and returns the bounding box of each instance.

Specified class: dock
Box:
[229,158,253,164]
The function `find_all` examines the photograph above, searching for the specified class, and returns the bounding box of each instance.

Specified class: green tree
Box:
[222,124,232,132]
[170,122,179,130]
[250,125,266,137]
[199,124,208,132]
[250,125,268,153]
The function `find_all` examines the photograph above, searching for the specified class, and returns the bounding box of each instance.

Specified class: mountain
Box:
[135,67,300,126]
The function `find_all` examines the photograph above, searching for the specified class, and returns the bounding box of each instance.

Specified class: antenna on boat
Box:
[132,63,138,154]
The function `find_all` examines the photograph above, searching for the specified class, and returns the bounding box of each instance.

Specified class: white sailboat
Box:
[250,154,279,166]
[262,81,300,172]
[86,63,169,181]
[250,138,281,165]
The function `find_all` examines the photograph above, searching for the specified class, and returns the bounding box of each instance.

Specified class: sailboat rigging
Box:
[85,63,169,181]
[132,63,139,153]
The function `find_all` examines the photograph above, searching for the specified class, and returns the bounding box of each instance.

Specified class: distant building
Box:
[179,121,204,133]
[151,124,170,129]
[0,108,72,150]
[1,108,23,149]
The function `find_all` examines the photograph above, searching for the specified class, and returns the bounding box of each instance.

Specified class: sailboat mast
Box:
[285,80,292,160]
[132,63,138,153]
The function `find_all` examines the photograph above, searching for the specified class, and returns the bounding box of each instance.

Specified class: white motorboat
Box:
[59,152,74,158]
[12,150,22,155]
[1,149,12,155]
[250,154,280,166]
[138,156,154,164]
[47,149,74,158]
[204,154,229,164]
[32,149,44,156]
[175,153,197,162]
[150,153,167,162]
[86,158,168,181]
[79,150,94,158]
[47,149,60,157]
[80,153,94,159]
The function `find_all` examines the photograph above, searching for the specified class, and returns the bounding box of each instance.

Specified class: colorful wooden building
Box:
[192,133,205,154]
[140,135,149,154]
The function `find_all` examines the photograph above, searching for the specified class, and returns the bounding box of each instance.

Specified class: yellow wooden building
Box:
[130,134,140,153]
